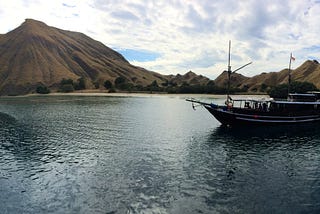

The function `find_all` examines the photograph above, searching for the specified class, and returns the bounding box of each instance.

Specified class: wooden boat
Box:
[187,93,320,126]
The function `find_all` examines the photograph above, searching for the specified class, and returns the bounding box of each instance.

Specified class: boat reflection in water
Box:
[202,123,320,213]
[212,120,320,139]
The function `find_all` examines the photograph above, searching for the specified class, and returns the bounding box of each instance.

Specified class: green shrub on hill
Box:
[59,79,74,92]
[104,80,113,89]
[59,77,87,92]
[36,85,50,94]
[74,77,86,90]
[60,84,74,93]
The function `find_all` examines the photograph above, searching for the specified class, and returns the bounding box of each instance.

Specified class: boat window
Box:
[262,102,268,111]
[244,101,251,108]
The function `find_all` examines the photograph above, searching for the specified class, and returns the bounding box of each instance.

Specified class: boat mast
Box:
[227,40,232,101]
[226,41,252,102]
[288,53,293,95]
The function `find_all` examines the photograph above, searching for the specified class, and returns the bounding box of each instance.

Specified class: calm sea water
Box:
[1,95,320,213]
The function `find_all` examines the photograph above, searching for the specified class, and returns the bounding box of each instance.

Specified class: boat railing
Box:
[231,99,271,111]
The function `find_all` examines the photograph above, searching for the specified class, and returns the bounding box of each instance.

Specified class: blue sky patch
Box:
[117,49,161,62]
[303,45,320,53]
[62,3,76,8]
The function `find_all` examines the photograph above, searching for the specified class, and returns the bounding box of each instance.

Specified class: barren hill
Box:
[214,71,249,88]
[291,60,320,85]
[167,71,210,85]
[0,19,168,95]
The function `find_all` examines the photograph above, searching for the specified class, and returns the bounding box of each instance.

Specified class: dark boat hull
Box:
[205,105,320,126]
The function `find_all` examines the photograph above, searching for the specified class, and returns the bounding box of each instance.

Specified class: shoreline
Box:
[0,92,269,100]
[0,89,269,99]
[4,92,227,99]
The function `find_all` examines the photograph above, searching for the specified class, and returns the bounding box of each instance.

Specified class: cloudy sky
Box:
[1,0,320,79]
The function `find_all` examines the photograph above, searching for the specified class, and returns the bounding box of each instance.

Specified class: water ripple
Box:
[1,96,320,213]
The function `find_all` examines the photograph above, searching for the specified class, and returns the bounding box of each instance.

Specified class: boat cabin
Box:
[228,94,320,115]
[230,98,270,111]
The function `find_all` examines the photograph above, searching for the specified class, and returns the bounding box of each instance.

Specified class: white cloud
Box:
[1,0,320,79]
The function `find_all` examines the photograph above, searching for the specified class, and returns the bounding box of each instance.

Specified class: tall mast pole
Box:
[227,40,231,101]
[225,40,252,103]
[288,53,292,95]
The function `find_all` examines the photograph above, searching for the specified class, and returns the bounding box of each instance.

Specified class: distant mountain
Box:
[0,19,168,95]
[166,70,210,86]
[214,71,249,89]
[214,60,320,92]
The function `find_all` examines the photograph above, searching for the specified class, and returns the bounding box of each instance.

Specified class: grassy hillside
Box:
[0,19,167,95]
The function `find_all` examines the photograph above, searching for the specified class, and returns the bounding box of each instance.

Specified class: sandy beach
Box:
[1,88,269,100]
[5,90,228,99]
